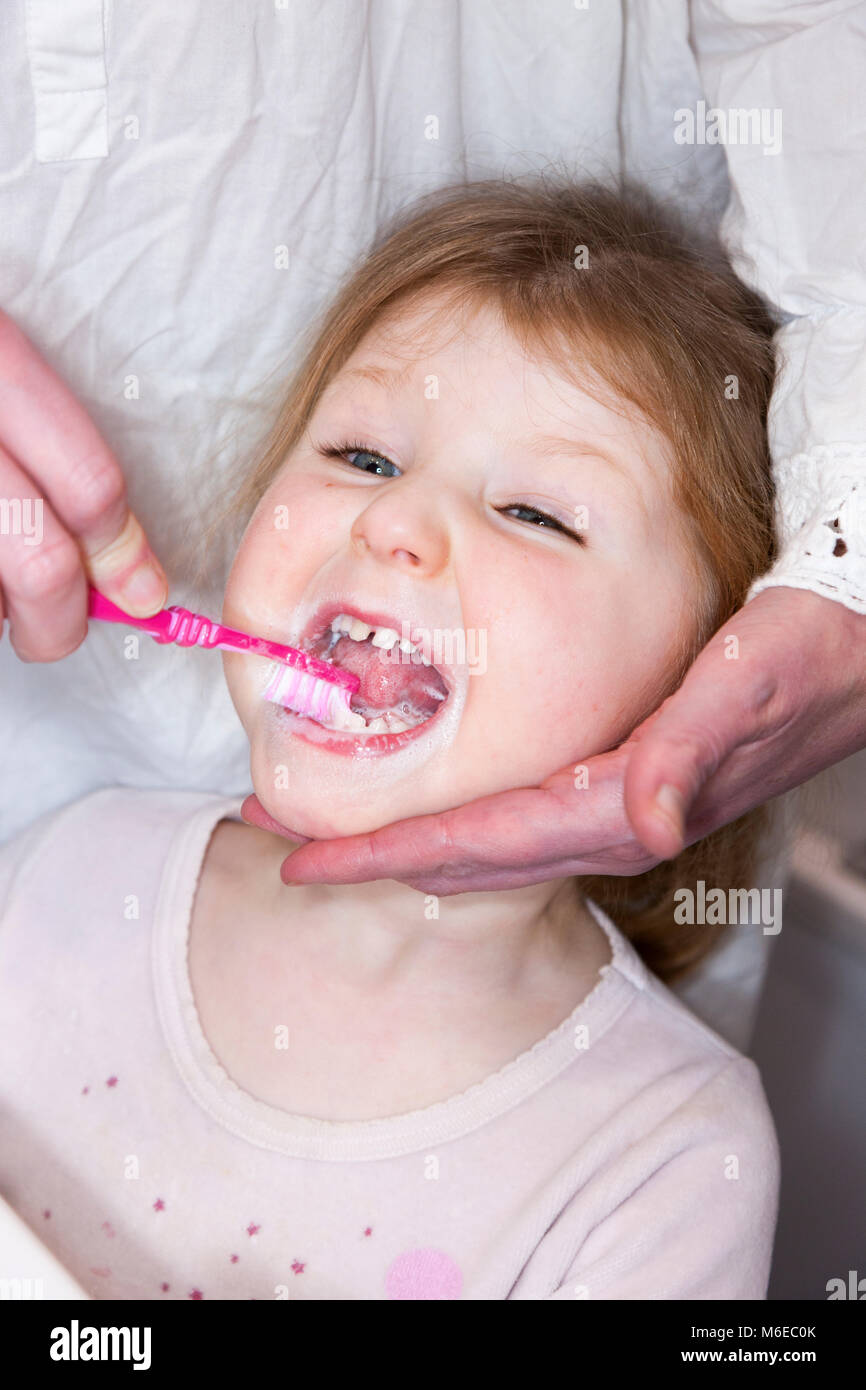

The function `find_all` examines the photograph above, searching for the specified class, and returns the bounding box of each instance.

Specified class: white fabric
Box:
[689,0,866,611]
[0,787,780,1300]
[0,1,862,1047]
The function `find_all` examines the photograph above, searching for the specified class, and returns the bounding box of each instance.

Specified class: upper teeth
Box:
[329,613,430,663]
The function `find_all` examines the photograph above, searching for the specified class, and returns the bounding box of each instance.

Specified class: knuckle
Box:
[614,839,659,875]
[8,533,81,600]
[437,815,458,860]
[367,831,396,877]
[667,723,726,781]
[744,671,795,739]
[12,626,86,663]
[65,453,126,529]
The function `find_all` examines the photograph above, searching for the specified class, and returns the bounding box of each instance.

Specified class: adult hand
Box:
[0,309,167,660]
[241,586,866,894]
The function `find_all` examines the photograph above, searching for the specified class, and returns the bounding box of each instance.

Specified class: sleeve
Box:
[689,0,866,615]
[546,1057,780,1300]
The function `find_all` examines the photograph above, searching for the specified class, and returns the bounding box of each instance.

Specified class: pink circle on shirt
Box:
[385,1248,462,1300]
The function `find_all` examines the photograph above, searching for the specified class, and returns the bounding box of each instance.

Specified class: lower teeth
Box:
[363,713,411,734]
[323,707,419,735]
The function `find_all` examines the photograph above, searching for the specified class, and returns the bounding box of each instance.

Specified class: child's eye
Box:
[319,441,401,477]
[500,504,586,546]
[318,440,585,545]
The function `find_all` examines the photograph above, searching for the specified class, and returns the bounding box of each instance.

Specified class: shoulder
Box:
[607,972,778,1170]
[586,892,762,1067]
[551,1047,780,1297]
[582,896,779,1173]
[2,784,240,851]
[0,786,243,918]
[668,1051,779,1178]
[553,910,781,1295]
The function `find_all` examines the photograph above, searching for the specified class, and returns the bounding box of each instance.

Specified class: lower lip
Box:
[271,701,444,758]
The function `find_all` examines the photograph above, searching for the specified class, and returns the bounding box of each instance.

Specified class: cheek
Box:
[223,479,339,624]
[466,560,681,778]
[226,522,285,607]
[455,556,606,775]
[220,483,334,720]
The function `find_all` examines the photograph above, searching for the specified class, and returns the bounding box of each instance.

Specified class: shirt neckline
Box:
[152,792,647,1162]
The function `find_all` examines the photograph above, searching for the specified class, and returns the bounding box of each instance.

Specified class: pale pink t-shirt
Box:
[0,787,780,1300]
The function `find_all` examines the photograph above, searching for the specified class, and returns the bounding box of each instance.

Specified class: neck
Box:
[228,820,605,1007]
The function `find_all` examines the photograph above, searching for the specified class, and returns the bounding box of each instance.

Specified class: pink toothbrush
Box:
[87,585,360,727]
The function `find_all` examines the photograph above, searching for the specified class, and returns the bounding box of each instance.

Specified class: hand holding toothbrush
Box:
[0,309,168,661]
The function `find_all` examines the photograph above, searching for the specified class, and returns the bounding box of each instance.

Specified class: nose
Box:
[349,483,451,577]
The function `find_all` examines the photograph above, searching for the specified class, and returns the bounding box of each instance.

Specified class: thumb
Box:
[623,656,747,860]
[83,506,168,616]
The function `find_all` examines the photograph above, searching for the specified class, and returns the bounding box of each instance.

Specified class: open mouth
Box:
[294,602,452,736]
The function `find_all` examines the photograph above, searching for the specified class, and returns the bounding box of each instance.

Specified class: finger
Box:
[277,769,656,894]
[239,794,312,844]
[278,800,521,890]
[83,506,168,614]
[623,638,762,859]
[0,310,167,615]
[0,444,87,660]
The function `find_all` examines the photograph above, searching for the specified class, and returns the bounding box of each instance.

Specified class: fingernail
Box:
[655,783,684,837]
[119,562,168,615]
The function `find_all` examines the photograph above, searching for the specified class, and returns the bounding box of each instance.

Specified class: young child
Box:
[0,176,781,1300]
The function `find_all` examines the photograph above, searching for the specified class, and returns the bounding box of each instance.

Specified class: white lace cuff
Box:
[746,445,866,616]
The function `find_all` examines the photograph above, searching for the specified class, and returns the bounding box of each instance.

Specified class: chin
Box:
[251,760,478,843]
[251,780,392,842]
[252,796,338,842]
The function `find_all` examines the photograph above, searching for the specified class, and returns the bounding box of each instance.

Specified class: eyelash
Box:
[317,439,587,546]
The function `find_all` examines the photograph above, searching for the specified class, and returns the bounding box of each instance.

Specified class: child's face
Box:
[223,292,697,840]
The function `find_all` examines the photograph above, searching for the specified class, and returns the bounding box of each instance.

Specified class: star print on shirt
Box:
[246,1222,261,1237]
[153,1199,165,1212]
[106,1076,118,1087]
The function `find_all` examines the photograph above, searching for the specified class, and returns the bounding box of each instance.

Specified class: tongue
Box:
[330,634,447,720]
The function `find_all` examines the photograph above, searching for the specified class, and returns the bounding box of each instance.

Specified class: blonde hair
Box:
[219,173,780,984]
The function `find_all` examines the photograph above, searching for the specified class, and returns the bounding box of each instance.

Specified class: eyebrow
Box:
[334,367,636,481]
[338,363,414,392]
[530,433,632,481]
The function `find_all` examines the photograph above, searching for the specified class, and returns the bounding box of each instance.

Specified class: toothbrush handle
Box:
[87,588,175,640]
[86,586,360,691]
[88,588,256,648]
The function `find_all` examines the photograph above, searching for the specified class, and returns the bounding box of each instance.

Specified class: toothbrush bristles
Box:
[263,661,357,729]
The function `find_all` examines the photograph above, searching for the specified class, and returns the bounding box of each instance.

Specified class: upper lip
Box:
[300,599,457,693]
